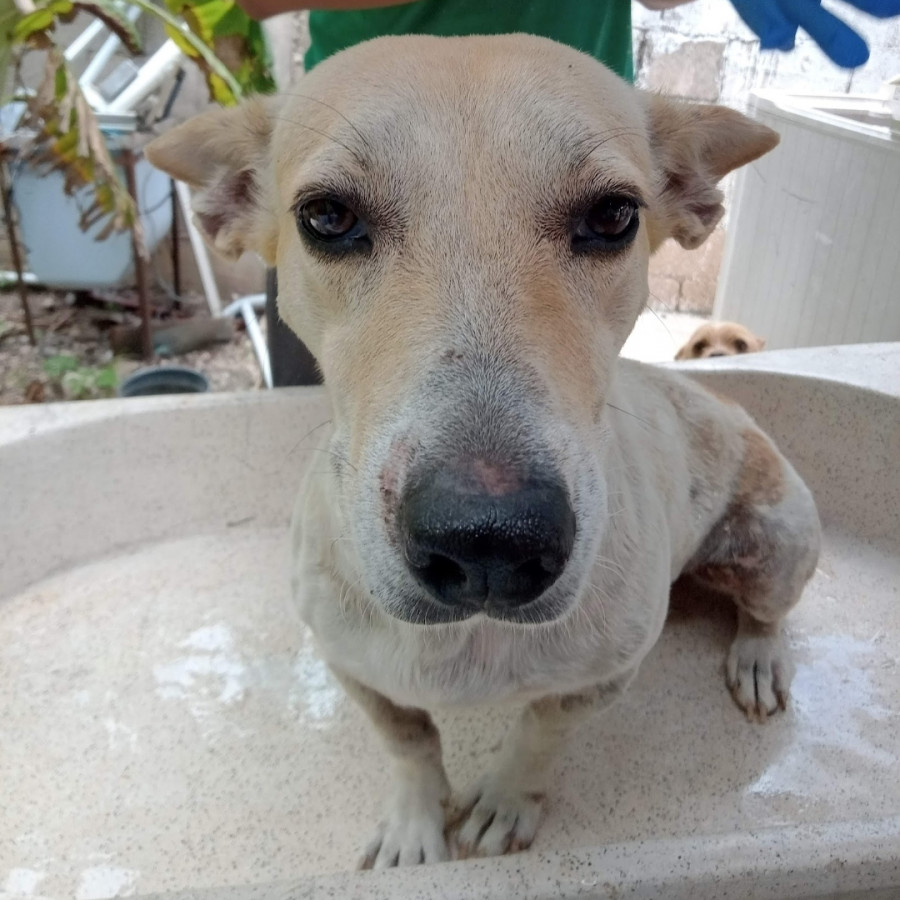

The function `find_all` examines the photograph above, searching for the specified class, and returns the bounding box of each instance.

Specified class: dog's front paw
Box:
[359,769,450,869]
[727,629,794,721]
[453,775,544,859]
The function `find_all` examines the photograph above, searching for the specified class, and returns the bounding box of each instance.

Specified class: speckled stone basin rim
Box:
[139,816,900,900]
[2,343,897,605]
[1,343,898,900]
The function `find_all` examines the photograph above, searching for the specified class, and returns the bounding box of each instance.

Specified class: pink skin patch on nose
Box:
[380,438,416,523]
[467,459,522,496]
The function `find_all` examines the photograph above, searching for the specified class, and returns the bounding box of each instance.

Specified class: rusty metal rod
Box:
[0,157,36,346]
[170,178,182,303]
[123,148,152,362]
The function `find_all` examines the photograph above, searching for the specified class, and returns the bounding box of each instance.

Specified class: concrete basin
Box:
[1,344,898,900]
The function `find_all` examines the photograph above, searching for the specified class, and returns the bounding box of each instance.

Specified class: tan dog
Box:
[147,35,820,869]
[676,321,766,360]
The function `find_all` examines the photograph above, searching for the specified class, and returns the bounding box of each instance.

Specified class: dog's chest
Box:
[333,618,609,709]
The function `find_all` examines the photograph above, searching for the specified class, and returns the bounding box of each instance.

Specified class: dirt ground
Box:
[0,284,264,406]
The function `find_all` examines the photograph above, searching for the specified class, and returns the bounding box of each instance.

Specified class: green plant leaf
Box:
[54,59,67,98]
[61,369,89,399]
[12,0,140,56]
[94,365,118,390]
[18,49,140,242]
[1,4,21,103]
[6,0,274,242]
[44,353,81,378]
[129,0,244,102]
[160,0,274,98]
[12,1,73,43]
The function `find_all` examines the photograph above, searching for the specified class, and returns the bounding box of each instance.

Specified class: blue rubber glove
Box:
[729,0,900,68]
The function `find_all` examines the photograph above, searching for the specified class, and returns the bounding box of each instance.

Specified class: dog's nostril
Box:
[418,554,467,595]
[506,557,560,597]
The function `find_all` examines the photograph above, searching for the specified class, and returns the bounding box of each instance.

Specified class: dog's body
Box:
[295,360,813,711]
[676,321,766,360]
[148,34,821,868]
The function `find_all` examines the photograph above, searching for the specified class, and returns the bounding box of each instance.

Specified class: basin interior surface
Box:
[1,346,898,900]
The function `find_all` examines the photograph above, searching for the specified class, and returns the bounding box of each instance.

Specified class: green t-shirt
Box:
[305,0,634,81]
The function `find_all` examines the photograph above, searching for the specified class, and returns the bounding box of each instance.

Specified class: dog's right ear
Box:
[145,97,279,263]
[643,96,779,252]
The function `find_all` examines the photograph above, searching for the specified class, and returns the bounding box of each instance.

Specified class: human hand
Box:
[728,0,900,68]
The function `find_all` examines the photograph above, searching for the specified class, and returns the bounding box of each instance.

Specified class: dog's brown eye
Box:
[734,338,748,353]
[586,198,636,236]
[693,340,708,355]
[297,197,367,245]
[572,195,639,252]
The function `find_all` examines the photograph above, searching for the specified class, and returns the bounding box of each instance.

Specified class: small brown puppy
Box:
[676,321,766,360]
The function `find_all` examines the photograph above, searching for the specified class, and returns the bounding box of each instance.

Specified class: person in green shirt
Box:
[303,1,643,81]
[243,1,689,82]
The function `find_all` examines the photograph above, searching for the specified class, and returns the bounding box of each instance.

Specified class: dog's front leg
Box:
[454,669,636,858]
[331,668,451,868]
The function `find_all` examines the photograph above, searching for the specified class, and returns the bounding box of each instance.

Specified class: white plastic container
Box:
[715,89,900,349]
[10,136,172,290]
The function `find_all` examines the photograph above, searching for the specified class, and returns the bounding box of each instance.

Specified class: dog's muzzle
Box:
[398,463,575,617]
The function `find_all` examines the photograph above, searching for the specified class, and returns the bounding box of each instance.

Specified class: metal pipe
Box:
[239,298,272,389]
[106,41,182,115]
[64,19,106,64]
[221,295,271,388]
[173,179,222,316]
[221,294,265,318]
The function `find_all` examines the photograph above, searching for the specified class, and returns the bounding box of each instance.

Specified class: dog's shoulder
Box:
[612,357,750,435]
[609,359,759,542]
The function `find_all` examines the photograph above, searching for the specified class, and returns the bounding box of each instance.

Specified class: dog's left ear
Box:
[643,96,779,251]
[145,97,279,263]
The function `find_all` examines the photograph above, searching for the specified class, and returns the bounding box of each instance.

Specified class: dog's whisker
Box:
[574,127,646,167]
[337,573,366,627]
[268,115,368,166]
[329,535,352,553]
[644,293,680,349]
[605,402,670,434]
[579,585,615,638]
[646,287,677,314]
[275,90,375,155]
[285,418,333,461]
[305,446,358,473]
[592,558,629,582]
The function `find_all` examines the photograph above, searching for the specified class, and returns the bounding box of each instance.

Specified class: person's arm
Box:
[237,0,415,20]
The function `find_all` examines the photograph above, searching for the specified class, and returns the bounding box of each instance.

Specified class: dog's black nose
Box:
[399,466,575,612]
[708,351,726,358]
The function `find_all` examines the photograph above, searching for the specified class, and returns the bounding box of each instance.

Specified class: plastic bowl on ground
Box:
[118,366,209,397]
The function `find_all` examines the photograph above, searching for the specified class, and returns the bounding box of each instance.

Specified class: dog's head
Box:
[148,35,777,627]
[675,321,766,360]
